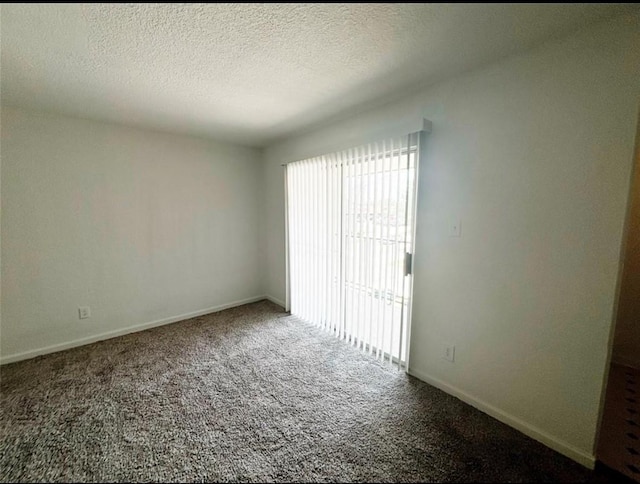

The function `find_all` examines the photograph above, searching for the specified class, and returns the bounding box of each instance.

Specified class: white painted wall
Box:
[262,13,640,465]
[1,107,263,361]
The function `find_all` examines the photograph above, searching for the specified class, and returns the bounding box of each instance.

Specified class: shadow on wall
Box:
[612,114,640,369]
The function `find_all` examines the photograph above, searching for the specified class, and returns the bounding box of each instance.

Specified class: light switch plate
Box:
[78,306,91,319]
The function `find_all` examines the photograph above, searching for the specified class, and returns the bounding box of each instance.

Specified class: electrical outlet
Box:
[78,306,91,319]
[443,344,455,362]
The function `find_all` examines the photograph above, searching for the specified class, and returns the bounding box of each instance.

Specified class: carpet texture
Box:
[0,301,613,482]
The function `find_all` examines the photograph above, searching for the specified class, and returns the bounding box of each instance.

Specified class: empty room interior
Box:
[2,3,640,483]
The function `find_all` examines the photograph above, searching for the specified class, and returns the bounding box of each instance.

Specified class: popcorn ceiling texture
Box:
[0,3,632,146]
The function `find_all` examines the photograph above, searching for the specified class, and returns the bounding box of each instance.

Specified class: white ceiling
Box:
[1,3,635,147]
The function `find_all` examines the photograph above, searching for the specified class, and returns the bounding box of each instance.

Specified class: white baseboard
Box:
[0,295,267,365]
[265,294,285,308]
[407,367,595,469]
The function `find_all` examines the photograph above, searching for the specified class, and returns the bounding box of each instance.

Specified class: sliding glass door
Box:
[286,133,419,368]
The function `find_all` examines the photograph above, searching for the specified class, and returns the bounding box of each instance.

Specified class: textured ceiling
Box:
[1,3,635,146]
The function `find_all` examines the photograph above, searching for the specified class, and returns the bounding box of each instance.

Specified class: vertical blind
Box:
[286,133,419,368]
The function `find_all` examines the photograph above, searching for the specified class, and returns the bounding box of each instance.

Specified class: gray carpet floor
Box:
[0,300,615,482]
